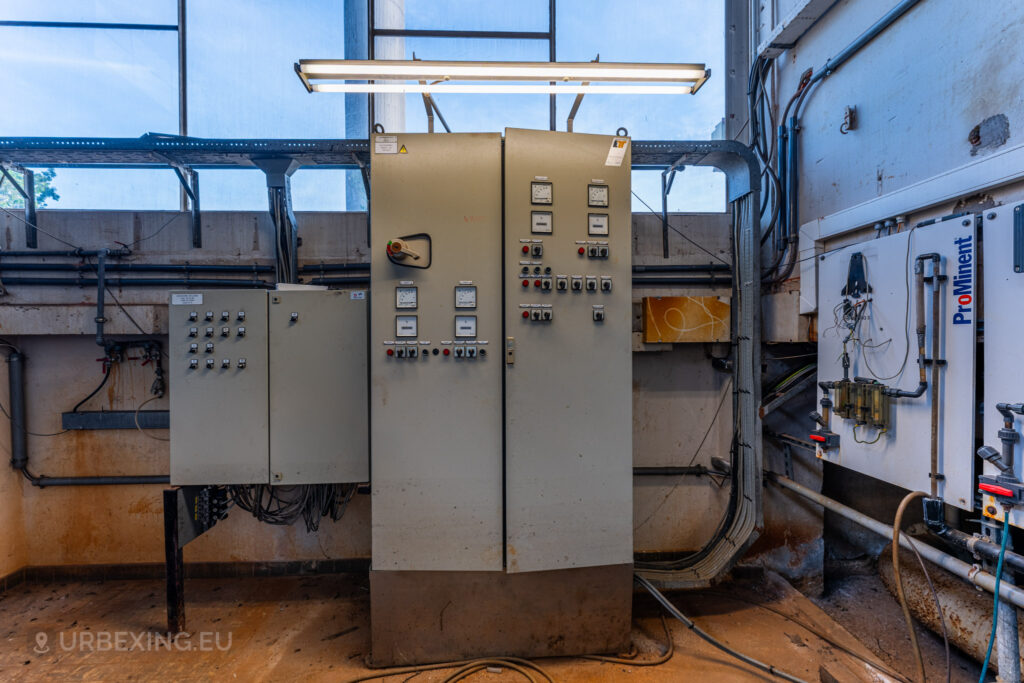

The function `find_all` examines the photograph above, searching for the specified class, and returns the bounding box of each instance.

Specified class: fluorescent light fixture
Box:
[295,59,710,95]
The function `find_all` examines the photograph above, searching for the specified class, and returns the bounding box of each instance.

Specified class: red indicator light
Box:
[522,311,529,318]
[809,434,826,443]
[578,247,585,255]
[522,279,529,287]
[980,483,1015,497]
[443,348,450,356]
[522,245,530,253]
[386,348,394,356]
[534,279,541,287]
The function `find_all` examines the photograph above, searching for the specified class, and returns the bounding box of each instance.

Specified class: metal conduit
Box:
[770,473,1024,610]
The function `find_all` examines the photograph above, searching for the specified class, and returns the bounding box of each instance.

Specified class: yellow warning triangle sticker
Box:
[399,144,408,154]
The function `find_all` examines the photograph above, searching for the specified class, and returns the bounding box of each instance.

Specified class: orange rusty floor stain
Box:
[0,570,901,681]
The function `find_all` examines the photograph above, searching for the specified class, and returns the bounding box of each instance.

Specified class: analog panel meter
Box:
[588,184,609,208]
[588,213,609,236]
[395,315,418,337]
[530,181,553,205]
[454,285,477,309]
[454,315,477,338]
[531,211,553,234]
[395,286,418,309]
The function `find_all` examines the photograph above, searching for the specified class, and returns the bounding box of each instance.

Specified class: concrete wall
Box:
[0,208,812,574]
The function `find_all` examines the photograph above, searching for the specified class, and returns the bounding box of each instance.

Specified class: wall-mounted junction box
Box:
[169,289,368,486]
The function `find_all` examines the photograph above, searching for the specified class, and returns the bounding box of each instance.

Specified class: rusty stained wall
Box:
[0,359,26,577]
[0,209,821,576]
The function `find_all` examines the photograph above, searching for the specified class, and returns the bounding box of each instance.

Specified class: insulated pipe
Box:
[929,256,941,496]
[884,254,936,399]
[25,474,170,487]
[925,517,1024,575]
[770,473,1024,609]
[7,351,27,471]
[0,277,272,288]
[0,263,275,273]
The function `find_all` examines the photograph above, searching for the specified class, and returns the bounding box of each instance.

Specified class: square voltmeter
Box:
[588,184,609,208]
[530,181,553,205]
[454,285,477,309]
[395,286,417,309]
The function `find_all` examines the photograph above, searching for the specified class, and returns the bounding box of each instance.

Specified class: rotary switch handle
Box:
[386,238,421,261]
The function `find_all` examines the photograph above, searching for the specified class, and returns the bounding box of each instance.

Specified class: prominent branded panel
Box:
[503,128,634,572]
[370,133,504,571]
[169,290,270,485]
[982,204,1024,528]
[816,215,976,509]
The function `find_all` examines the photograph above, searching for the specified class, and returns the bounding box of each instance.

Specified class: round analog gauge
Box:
[531,181,553,205]
[588,184,609,207]
[395,286,417,309]
[454,285,477,308]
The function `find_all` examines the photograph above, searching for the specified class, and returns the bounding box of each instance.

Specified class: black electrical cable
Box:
[636,575,810,683]
[71,361,112,413]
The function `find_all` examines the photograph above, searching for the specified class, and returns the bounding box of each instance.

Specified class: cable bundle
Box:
[230,483,358,532]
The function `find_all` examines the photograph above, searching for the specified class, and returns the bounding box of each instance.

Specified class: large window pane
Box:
[5,168,180,210]
[0,1,177,25]
[292,169,360,211]
[374,0,549,32]
[198,170,268,211]
[632,168,725,213]
[188,0,348,138]
[374,36,549,133]
[0,26,178,136]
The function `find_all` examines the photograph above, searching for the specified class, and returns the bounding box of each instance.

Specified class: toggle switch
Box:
[205,342,215,353]
[571,276,583,291]
[189,343,198,353]
[220,311,230,321]
[600,277,612,292]
[556,276,568,291]
[221,326,230,337]
[237,326,246,337]
[530,309,542,321]
[205,327,214,337]
[598,246,609,258]
[541,278,552,291]
[588,245,599,257]
[237,311,246,321]
[205,358,215,369]
[188,359,198,369]
[454,346,465,358]
[188,311,198,321]
[466,346,478,358]
[237,358,247,369]
[221,358,231,369]
[541,309,553,321]
[585,276,597,292]
[531,244,544,257]
[408,346,419,358]
[205,311,214,321]
[593,307,605,322]
[188,327,198,337]
[290,312,299,322]
[396,346,408,358]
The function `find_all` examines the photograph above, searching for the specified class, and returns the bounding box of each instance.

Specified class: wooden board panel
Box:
[642,296,730,343]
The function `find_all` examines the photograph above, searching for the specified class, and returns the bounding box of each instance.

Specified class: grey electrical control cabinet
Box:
[503,128,634,573]
[370,133,505,571]
[169,289,369,486]
[169,289,270,485]
[269,289,369,485]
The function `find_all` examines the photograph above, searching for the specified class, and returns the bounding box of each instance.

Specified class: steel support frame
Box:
[0,162,37,247]
[164,486,221,634]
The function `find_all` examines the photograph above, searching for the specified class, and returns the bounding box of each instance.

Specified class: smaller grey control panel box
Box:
[170,290,269,485]
[169,289,368,486]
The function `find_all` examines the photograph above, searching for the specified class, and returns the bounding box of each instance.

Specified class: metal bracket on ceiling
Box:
[411,54,451,134]
[0,161,37,248]
[566,54,600,134]
[660,154,687,258]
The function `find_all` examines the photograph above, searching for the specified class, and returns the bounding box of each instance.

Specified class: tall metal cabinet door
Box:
[169,290,269,485]
[503,128,634,573]
[984,205,1024,528]
[269,289,369,485]
[370,133,504,571]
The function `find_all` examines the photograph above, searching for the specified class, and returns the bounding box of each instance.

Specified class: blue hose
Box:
[979,510,1011,683]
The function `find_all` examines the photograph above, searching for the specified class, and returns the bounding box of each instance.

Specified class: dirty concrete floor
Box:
[0,570,901,681]
[813,573,981,682]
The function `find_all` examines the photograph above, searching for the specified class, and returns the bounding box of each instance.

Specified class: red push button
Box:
[534,279,541,287]
[522,310,529,318]
[578,247,586,255]
[386,348,394,356]
[522,245,530,253]
[980,482,1015,497]
[443,348,450,356]
[522,279,529,287]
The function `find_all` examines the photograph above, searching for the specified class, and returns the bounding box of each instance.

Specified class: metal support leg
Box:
[23,169,36,248]
[171,165,202,248]
[164,488,185,634]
